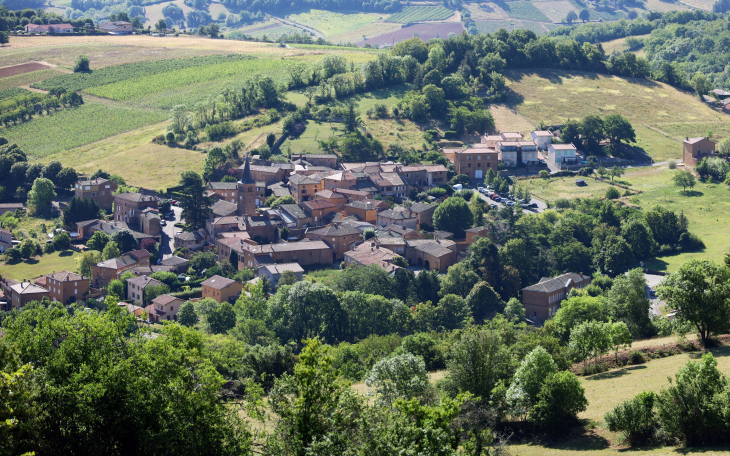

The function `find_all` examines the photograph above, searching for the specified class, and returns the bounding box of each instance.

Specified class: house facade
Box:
[0,229,12,253]
[147,294,185,322]
[1,280,49,309]
[25,23,73,33]
[443,148,498,180]
[74,178,118,210]
[238,240,333,269]
[126,275,164,304]
[547,144,578,165]
[306,223,362,261]
[44,271,90,304]
[682,137,716,167]
[92,249,150,288]
[201,275,244,303]
[257,263,304,290]
[113,193,158,225]
[98,20,133,34]
[531,130,552,150]
[522,272,591,322]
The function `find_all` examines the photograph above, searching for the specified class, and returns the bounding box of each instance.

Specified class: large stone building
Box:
[114,193,158,225]
[306,223,363,261]
[522,272,591,323]
[682,137,716,167]
[43,271,90,304]
[74,177,118,210]
[443,147,499,180]
[238,240,333,269]
[201,275,244,303]
[92,249,150,288]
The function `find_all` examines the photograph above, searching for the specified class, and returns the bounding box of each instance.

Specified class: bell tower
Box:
[237,155,261,217]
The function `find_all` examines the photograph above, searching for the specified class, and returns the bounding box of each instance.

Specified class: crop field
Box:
[2,101,167,158]
[464,2,509,20]
[502,2,551,22]
[679,0,714,10]
[489,104,535,135]
[504,69,730,162]
[85,57,301,108]
[0,87,29,101]
[475,19,555,34]
[357,22,464,46]
[384,6,455,23]
[520,165,730,271]
[288,9,386,38]
[0,62,53,79]
[33,54,254,92]
[0,69,65,91]
[531,0,581,22]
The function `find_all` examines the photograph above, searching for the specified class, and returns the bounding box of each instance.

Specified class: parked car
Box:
[160,220,167,226]
[521,204,530,209]
[478,187,485,193]
[494,196,502,202]
[490,204,498,209]
[529,202,538,208]
[506,201,515,207]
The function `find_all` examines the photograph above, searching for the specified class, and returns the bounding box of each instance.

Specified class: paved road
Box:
[644,273,667,318]
[475,189,546,214]
[160,206,183,260]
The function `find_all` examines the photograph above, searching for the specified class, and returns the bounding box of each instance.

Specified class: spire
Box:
[239,154,255,185]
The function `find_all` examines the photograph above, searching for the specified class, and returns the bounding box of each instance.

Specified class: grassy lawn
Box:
[0,250,80,281]
[505,69,730,162]
[288,9,386,40]
[520,166,730,271]
[510,344,730,455]
[285,121,344,154]
[41,120,205,190]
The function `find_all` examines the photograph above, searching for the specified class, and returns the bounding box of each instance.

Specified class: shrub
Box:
[539,170,550,179]
[74,55,90,72]
[667,159,677,169]
[628,350,646,365]
[604,391,657,445]
[606,186,620,200]
[530,371,588,429]
[205,121,236,141]
[4,247,20,261]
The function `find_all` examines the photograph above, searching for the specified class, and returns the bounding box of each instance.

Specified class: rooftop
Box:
[202,275,237,290]
[46,271,87,282]
[262,263,305,274]
[114,192,157,203]
[208,182,238,190]
[523,272,588,293]
[309,223,362,237]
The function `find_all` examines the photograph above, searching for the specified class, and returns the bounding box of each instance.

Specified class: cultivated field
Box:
[489,103,536,136]
[0,69,64,91]
[385,6,455,23]
[0,62,53,78]
[503,1,551,22]
[521,165,730,271]
[475,19,556,34]
[357,22,464,46]
[504,69,730,162]
[288,9,386,38]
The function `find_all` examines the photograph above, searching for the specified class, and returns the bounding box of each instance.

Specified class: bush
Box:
[604,391,657,445]
[539,170,550,179]
[205,121,236,141]
[74,55,90,72]
[171,287,202,300]
[678,232,705,251]
[606,186,621,200]
[667,159,677,169]
[530,371,588,430]
[4,247,20,261]
[628,350,646,365]
[43,242,55,254]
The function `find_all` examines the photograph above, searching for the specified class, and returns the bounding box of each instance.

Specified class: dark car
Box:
[529,202,538,208]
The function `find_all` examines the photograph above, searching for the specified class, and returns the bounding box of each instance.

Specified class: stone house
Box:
[126,275,164,305]
[202,275,244,303]
[74,178,118,210]
[257,263,304,290]
[376,209,418,230]
[306,223,363,261]
[44,271,90,304]
[207,182,238,204]
[1,279,49,309]
[238,240,333,269]
[147,294,185,323]
[302,200,339,226]
[522,272,591,323]
[683,137,716,167]
[92,249,150,288]
[113,193,158,225]
[443,148,498,180]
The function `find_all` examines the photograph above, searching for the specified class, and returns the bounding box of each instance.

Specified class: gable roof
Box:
[151,294,184,306]
[408,202,435,214]
[378,209,416,220]
[211,200,238,217]
[9,281,48,295]
[309,223,362,237]
[288,174,321,185]
[279,204,308,220]
[202,275,237,290]
[114,192,157,203]
[522,272,588,293]
[208,182,238,190]
[46,271,88,282]
[303,200,338,211]
[126,275,163,288]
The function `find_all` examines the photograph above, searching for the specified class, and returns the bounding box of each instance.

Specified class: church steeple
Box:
[239,155,255,185]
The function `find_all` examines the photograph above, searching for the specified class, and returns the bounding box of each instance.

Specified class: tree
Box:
[366,353,429,406]
[569,320,612,366]
[503,297,526,321]
[604,391,657,445]
[433,196,474,238]
[606,186,620,200]
[621,219,655,261]
[445,327,511,401]
[74,54,90,72]
[55,167,78,190]
[107,278,124,298]
[657,260,730,346]
[102,240,121,261]
[604,115,635,149]
[0,31,8,47]
[566,10,578,24]
[108,231,136,256]
[608,268,653,338]
[156,18,167,31]
[465,281,504,323]
[87,231,110,252]
[609,165,625,181]
[52,231,71,251]
[594,234,635,277]
[18,238,38,259]
[530,371,588,429]
[597,166,608,180]
[144,284,171,305]
[77,250,100,277]
[333,264,396,299]
[553,295,607,340]
[63,197,101,228]
[42,160,63,184]
[436,294,470,330]
[609,321,633,363]
[278,270,298,287]
[506,346,558,414]
[208,301,236,334]
[26,177,56,216]
[579,8,590,22]
[178,171,212,230]
[580,115,604,152]
[440,262,480,298]
[673,170,696,193]
[691,72,712,97]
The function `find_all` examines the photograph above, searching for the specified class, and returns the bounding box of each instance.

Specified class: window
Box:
[468,163,471,168]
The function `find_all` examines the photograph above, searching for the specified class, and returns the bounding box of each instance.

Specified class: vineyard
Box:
[85,58,303,109]
[0,69,64,92]
[1,101,167,158]
[503,2,551,22]
[0,88,29,101]
[385,6,454,23]
[32,54,254,93]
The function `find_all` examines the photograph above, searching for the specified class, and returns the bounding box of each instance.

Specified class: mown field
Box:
[512,345,730,455]
[0,250,81,281]
[288,9,386,38]
[384,6,455,23]
[504,69,730,162]
[520,165,730,271]
[1,101,168,158]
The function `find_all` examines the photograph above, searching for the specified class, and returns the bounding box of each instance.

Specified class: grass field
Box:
[520,165,730,271]
[288,9,386,38]
[489,104,536,135]
[0,69,65,91]
[505,69,730,162]
[503,1,551,22]
[42,121,205,190]
[385,6,455,23]
[2,101,168,158]
[0,250,81,281]
[285,121,344,154]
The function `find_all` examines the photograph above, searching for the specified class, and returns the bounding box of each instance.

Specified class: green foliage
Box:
[433,196,474,238]
[607,268,654,339]
[506,346,558,414]
[26,177,56,216]
[673,169,696,193]
[63,196,101,228]
[569,320,612,364]
[530,370,588,429]
[366,353,429,406]
[605,391,657,445]
[102,240,121,260]
[178,171,213,231]
[73,54,90,73]
[553,295,607,340]
[333,264,396,299]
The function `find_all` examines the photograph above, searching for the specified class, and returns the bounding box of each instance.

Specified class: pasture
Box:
[0,250,81,282]
[520,165,730,271]
[288,9,386,39]
[504,69,730,162]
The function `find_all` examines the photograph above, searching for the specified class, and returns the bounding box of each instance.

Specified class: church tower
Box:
[237,155,263,217]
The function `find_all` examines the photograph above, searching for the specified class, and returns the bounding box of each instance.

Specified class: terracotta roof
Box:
[202,275,237,290]
[152,294,183,306]
[246,240,331,254]
[45,271,87,282]
[378,209,415,220]
[316,190,346,199]
[523,272,589,293]
[175,230,205,242]
[210,216,240,226]
[303,200,338,210]
[334,188,369,196]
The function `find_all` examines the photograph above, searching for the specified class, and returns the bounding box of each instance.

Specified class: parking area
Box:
[475,186,546,214]
[160,205,183,260]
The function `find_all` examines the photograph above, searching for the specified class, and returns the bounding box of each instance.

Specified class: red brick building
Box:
[683,137,716,167]
[522,272,591,323]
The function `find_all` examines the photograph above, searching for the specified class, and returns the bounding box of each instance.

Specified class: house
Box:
[404,239,456,272]
[306,223,363,261]
[291,153,338,168]
[138,208,161,236]
[0,203,24,216]
[398,166,428,187]
[236,156,266,217]
[279,203,311,228]
[376,209,418,230]
[407,202,437,228]
[268,182,291,199]
[531,131,553,150]
[547,143,578,165]
[117,302,146,319]
[247,165,285,186]
[147,294,185,323]
[682,137,716,167]
[77,219,155,246]
[368,172,407,198]
[238,240,333,269]
[211,199,238,218]
[202,275,244,303]
[712,88,730,98]
[98,20,133,34]
[207,182,238,204]
[315,190,348,209]
[25,23,73,33]
[496,142,519,167]
[465,226,490,244]
[44,271,90,304]
[1,279,49,308]
[160,256,190,272]
[334,188,371,201]
[344,199,384,223]
[246,215,278,243]
[288,174,321,202]
[0,229,12,253]
[174,229,206,252]
[114,193,158,225]
[257,263,304,289]
[321,171,357,191]
[123,265,177,277]
[519,141,539,165]
[126,275,164,304]
[74,178,118,210]
[302,200,339,226]
[423,165,448,186]
[374,231,407,256]
[92,249,150,288]
[522,272,591,322]
[205,216,244,240]
[344,241,400,273]
[216,237,248,263]
[443,148,499,180]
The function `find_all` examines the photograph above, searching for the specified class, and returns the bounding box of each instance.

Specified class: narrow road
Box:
[160,205,183,260]
[271,16,325,40]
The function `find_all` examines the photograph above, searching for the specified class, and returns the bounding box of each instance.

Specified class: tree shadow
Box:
[59,250,74,257]
[674,444,730,454]
[689,346,730,359]
[585,365,647,381]
[540,426,611,451]
[681,190,704,197]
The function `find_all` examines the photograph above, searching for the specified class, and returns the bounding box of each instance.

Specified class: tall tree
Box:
[26,177,56,216]
[603,114,635,149]
[178,171,212,230]
[607,268,653,338]
[433,196,474,238]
